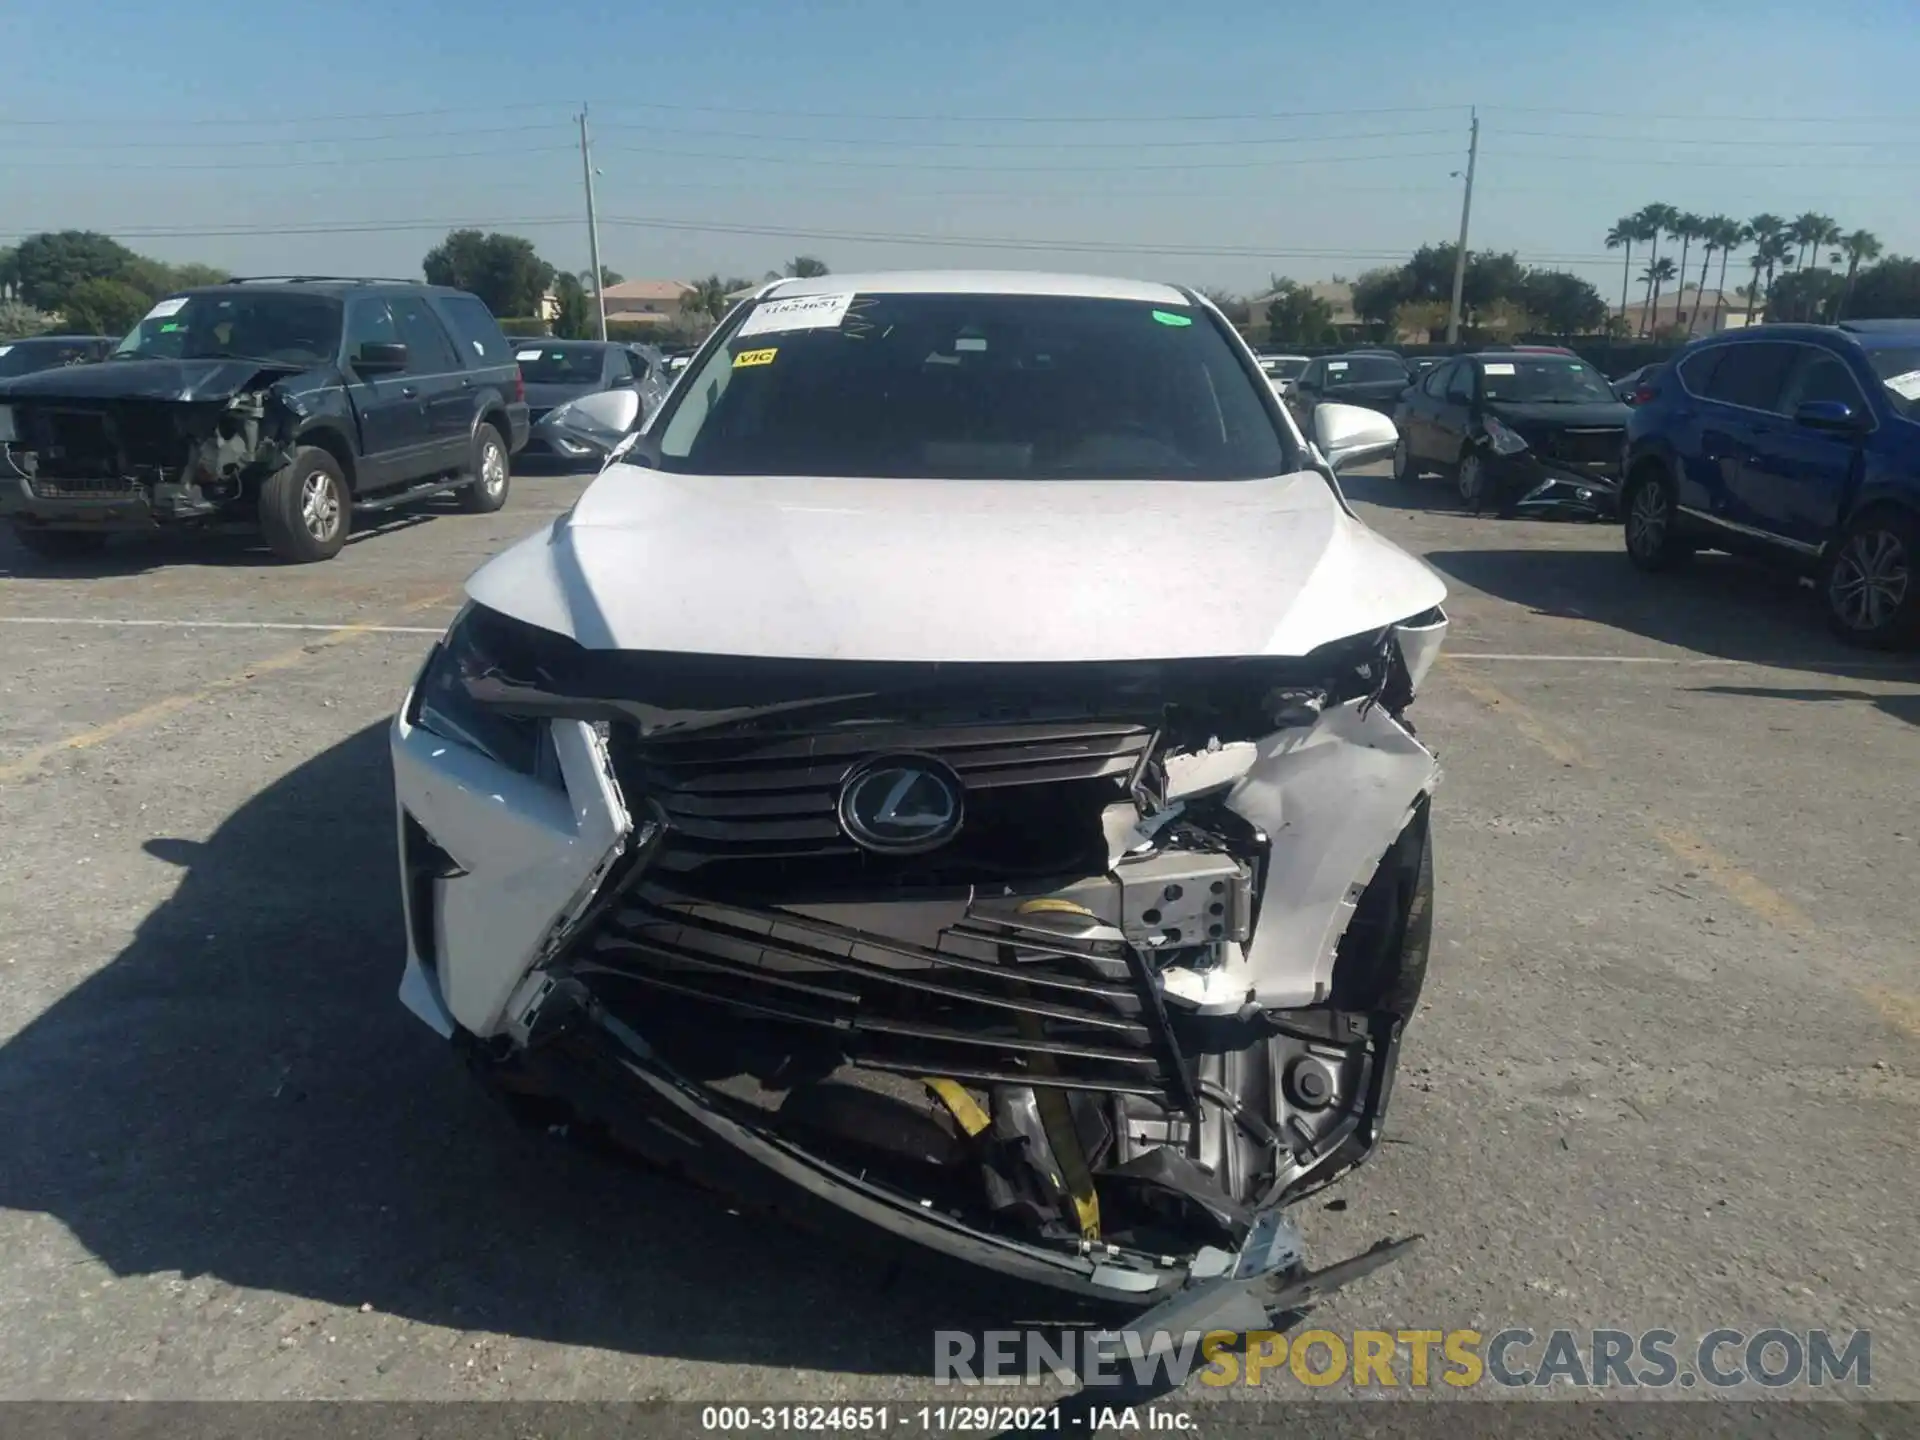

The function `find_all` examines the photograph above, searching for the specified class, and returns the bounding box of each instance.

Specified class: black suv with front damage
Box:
[0,279,529,563]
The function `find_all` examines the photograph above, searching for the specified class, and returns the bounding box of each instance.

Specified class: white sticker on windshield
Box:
[144,297,188,320]
[471,339,485,356]
[737,291,856,337]
[516,349,543,361]
[1483,362,1516,375]
[955,336,988,352]
[1883,368,1920,400]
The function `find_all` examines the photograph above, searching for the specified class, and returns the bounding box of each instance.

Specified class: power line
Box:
[4,145,576,172]
[597,145,1459,173]
[0,102,572,128]
[1482,146,1920,171]
[590,123,1456,151]
[1498,129,1920,150]
[1481,103,1920,125]
[17,124,577,152]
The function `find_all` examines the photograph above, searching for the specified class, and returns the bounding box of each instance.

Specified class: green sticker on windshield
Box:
[1151,310,1193,327]
[159,322,182,332]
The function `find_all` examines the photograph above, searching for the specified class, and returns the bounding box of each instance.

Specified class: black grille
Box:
[580,880,1179,1098]
[27,476,145,498]
[1540,426,1625,470]
[611,720,1152,878]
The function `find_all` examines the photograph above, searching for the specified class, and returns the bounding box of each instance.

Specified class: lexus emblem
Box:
[836,757,965,855]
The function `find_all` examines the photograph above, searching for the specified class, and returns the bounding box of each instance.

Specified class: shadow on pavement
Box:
[0,723,1064,1380]
[0,511,444,578]
[1690,684,1920,731]
[1423,546,1920,681]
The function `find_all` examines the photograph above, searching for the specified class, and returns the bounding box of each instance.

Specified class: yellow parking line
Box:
[1651,825,1814,934]
[1440,664,1592,768]
[0,590,453,786]
[1444,659,1918,1041]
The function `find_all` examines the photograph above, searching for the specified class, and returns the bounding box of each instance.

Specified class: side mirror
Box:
[1312,401,1399,474]
[354,341,409,374]
[1795,399,1865,433]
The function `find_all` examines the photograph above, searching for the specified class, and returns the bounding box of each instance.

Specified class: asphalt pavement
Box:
[0,463,1914,1406]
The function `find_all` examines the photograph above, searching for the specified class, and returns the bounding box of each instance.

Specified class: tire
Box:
[1822,507,1920,648]
[1456,448,1486,509]
[1392,432,1421,482]
[259,446,350,563]
[460,424,510,514]
[10,525,109,561]
[1330,799,1434,1023]
[1622,464,1692,572]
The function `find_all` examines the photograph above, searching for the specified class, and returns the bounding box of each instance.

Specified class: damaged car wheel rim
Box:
[1831,529,1909,631]
[301,472,341,540]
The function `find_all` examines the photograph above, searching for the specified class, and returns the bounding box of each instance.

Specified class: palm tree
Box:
[1760,232,1793,316]
[1640,258,1679,334]
[683,274,732,323]
[1745,250,1768,323]
[1670,213,1702,333]
[1833,228,1884,321]
[1688,216,1726,333]
[1789,212,1839,272]
[1605,218,1638,328]
[1708,217,1746,332]
[1633,204,1678,335]
[785,256,831,278]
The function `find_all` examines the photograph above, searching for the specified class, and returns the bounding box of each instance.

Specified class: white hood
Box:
[465,466,1446,663]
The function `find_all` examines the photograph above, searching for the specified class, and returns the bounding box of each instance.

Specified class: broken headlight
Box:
[411,604,548,776]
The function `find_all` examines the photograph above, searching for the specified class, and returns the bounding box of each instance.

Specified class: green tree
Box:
[1639,257,1678,329]
[1767,266,1843,323]
[60,277,151,337]
[1669,212,1702,335]
[1704,217,1746,332]
[1833,229,1883,321]
[1788,212,1839,272]
[1351,266,1412,331]
[1202,289,1251,326]
[0,301,60,338]
[422,230,555,318]
[1631,204,1679,334]
[784,256,830,278]
[552,272,592,339]
[1517,270,1608,338]
[0,246,18,301]
[1604,217,1638,326]
[1846,256,1920,319]
[1262,280,1335,344]
[11,230,142,311]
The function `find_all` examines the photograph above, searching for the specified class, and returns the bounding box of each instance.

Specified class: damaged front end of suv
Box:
[392,595,1447,1321]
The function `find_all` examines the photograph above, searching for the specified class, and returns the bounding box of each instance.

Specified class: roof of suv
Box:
[759,270,1192,305]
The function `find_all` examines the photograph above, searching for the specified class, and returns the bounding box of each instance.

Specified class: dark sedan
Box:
[0,335,117,379]
[516,340,668,465]
[1284,351,1411,435]
[1392,351,1631,518]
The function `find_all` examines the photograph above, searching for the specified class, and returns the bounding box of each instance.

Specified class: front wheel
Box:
[1392,433,1421,482]
[1622,466,1691,572]
[1822,509,1919,648]
[259,447,350,563]
[460,426,510,514]
[1456,449,1486,509]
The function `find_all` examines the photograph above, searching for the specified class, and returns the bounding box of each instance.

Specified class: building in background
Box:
[599,279,695,328]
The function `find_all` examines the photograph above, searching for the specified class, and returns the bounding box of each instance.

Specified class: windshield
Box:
[1863,346,1920,417]
[1323,355,1408,385]
[113,292,343,366]
[0,341,94,378]
[1479,357,1616,404]
[654,292,1292,480]
[516,344,607,386]
[1261,356,1308,380]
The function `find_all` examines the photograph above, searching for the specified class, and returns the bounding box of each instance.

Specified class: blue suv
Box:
[1621,319,1920,646]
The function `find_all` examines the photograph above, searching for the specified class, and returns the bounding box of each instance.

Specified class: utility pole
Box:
[1445,109,1479,346]
[579,105,607,342]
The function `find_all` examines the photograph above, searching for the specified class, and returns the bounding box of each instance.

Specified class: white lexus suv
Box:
[389,271,1448,1328]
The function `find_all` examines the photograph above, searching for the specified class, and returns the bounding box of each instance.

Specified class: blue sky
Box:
[6,0,1920,298]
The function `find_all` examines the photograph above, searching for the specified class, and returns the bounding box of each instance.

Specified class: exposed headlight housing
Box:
[410,604,550,776]
[1483,415,1529,456]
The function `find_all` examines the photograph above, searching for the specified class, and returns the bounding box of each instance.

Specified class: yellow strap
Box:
[924,1077,992,1137]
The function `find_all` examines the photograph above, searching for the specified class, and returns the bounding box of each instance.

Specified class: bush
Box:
[606,319,679,344]
[495,317,551,337]
[0,301,61,339]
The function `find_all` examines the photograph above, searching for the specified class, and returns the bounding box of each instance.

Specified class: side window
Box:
[1779,349,1865,413]
[1423,362,1453,398]
[344,299,399,358]
[1701,342,1796,413]
[1297,361,1321,389]
[389,295,461,374]
[626,348,651,380]
[608,348,634,384]
[1447,365,1476,403]
[1676,348,1722,397]
[433,294,513,366]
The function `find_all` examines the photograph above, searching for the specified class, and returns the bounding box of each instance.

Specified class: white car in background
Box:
[388,272,1446,1337]
[1258,351,1311,396]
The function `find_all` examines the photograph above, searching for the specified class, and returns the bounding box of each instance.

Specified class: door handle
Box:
[400,386,419,399]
